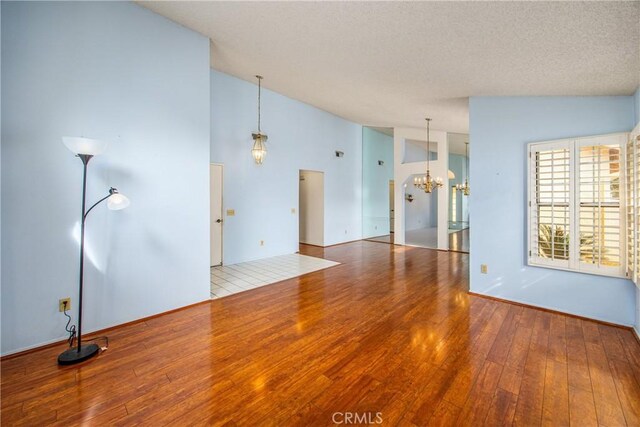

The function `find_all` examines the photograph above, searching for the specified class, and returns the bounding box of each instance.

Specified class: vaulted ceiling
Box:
[140,1,640,133]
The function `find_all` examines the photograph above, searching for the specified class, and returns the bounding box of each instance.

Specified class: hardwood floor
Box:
[2,241,639,426]
[449,229,469,253]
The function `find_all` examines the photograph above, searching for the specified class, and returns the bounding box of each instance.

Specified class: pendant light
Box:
[251,75,268,164]
[413,118,443,193]
[455,141,470,195]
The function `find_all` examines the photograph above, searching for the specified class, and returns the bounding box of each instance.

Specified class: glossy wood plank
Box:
[582,322,628,426]
[453,359,503,426]
[542,359,569,426]
[513,311,551,426]
[568,386,598,427]
[565,317,599,427]
[2,241,639,426]
[485,388,519,426]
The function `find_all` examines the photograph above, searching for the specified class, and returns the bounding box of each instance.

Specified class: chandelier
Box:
[413,118,443,193]
[455,141,470,195]
[251,75,267,164]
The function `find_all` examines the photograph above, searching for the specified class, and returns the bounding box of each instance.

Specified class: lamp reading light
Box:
[58,137,129,366]
[107,188,130,210]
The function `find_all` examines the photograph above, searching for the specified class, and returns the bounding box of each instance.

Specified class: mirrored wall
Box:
[362,127,394,243]
[448,133,470,252]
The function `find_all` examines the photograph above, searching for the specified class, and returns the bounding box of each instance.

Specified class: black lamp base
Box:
[57,344,100,365]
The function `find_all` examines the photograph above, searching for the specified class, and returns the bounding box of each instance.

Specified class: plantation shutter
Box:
[626,136,637,282]
[576,136,625,276]
[528,133,628,279]
[528,141,572,269]
[636,135,640,283]
[628,134,640,284]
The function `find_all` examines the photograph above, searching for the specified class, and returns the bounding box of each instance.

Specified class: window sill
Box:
[527,260,629,280]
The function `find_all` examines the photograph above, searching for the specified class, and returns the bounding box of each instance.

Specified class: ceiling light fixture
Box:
[413,118,443,193]
[455,141,470,196]
[251,75,267,165]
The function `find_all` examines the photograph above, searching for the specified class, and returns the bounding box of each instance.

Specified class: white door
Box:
[210,164,223,266]
[299,170,324,246]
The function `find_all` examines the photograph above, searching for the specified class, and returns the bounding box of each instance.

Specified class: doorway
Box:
[404,178,438,249]
[299,170,324,246]
[210,163,223,266]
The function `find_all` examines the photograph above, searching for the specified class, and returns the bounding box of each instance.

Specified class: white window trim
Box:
[527,132,629,279]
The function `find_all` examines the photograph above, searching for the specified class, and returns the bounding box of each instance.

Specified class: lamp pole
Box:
[58,154,101,364]
[58,137,129,365]
[76,154,91,352]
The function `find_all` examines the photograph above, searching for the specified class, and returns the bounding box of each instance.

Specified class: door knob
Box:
[216,219,223,223]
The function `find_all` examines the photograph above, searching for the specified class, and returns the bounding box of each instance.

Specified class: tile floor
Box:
[210,253,340,299]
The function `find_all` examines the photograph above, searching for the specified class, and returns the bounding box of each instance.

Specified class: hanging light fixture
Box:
[251,75,267,164]
[413,118,443,193]
[455,141,470,196]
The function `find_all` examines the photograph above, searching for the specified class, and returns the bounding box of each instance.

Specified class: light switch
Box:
[480,264,488,274]
[226,209,235,216]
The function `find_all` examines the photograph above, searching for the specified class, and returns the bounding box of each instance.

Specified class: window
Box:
[528,133,628,278]
[627,134,640,285]
[636,135,640,284]
[578,142,622,271]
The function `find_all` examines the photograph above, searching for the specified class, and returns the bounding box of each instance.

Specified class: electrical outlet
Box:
[260,240,264,246]
[59,298,71,312]
[480,264,488,274]
[345,230,347,234]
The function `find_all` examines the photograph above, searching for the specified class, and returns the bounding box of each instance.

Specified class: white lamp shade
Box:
[448,170,456,179]
[107,193,130,210]
[62,136,108,155]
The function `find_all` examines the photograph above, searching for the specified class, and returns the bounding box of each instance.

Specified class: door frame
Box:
[210,163,224,266]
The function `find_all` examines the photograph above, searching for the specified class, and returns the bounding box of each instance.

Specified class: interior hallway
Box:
[2,241,638,425]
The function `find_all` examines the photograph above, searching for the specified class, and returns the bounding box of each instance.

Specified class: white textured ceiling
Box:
[139,1,640,133]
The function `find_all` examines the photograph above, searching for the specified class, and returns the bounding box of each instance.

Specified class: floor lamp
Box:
[58,136,130,365]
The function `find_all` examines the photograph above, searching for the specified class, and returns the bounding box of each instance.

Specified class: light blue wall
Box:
[405,189,437,230]
[363,128,393,238]
[211,70,362,265]
[469,96,636,326]
[449,154,465,187]
[403,145,437,230]
[1,1,211,354]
